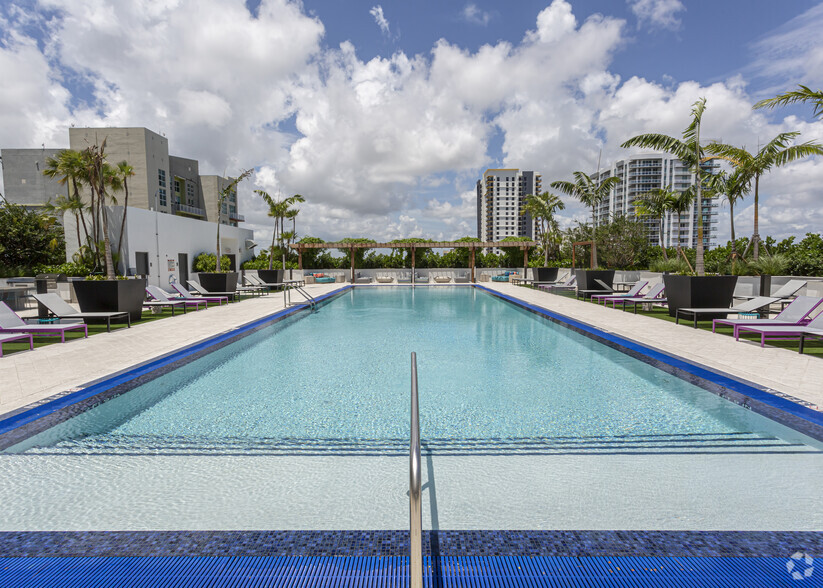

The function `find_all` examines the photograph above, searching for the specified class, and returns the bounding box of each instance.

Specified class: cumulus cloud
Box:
[369,5,390,37]
[1,0,821,245]
[627,0,685,31]
[461,3,492,26]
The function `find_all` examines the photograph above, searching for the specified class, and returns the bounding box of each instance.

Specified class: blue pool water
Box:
[1,286,822,531]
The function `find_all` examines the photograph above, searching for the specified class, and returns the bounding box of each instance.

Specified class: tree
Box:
[521,191,565,265]
[705,132,823,260]
[43,149,91,248]
[0,202,65,272]
[44,194,85,248]
[255,190,304,270]
[216,169,254,272]
[633,188,677,261]
[79,140,123,279]
[666,188,693,251]
[550,172,619,268]
[622,97,710,274]
[115,161,135,274]
[753,85,823,119]
[703,169,749,261]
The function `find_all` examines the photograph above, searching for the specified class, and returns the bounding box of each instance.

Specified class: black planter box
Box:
[574,269,616,290]
[662,274,739,318]
[199,272,238,293]
[257,269,284,284]
[72,278,146,322]
[533,267,559,283]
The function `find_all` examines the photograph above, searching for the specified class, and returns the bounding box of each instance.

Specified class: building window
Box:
[159,188,167,207]
[158,169,166,187]
[186,182,195,205]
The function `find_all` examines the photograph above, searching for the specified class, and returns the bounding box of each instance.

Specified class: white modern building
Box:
[592,154,720,249]
[476,169,542,248]
[1,126,256,285]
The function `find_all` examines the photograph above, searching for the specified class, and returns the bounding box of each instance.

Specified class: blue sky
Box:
[1,0,822,245]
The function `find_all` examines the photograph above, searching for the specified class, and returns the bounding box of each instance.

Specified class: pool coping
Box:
[475,284,823,443]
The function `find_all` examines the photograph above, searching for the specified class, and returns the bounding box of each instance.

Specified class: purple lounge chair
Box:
[0,332,33,357]
[735,308,823,349]
[607,283,666,313]
[712,296,823,338]
[590,281,648,305]
[171,283,229,305]
[146,286,207,312]
[0,301,88,342]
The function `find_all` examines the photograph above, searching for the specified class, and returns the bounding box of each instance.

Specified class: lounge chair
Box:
[245,274,281,290]
[171,283,229,305]
[607,283,666,313]
[539,275,576,292]
[0,332,33,357]
[738,279,806,307]
[675,296,779,328]
[414,273,429,283]
[188,280,238,301]
[146,285,207,312]
[433,272,451,283]
[355,272,373,284]
[0,301,88,342]
[534,271,569,287]
[590,281,648,305]
[735,308,823,349]
[375,273,394,284]
[712,295,823,337]
[576,279,614,300]
[397,272,412,283]
[33,293,131,332]
[454,271,470,283]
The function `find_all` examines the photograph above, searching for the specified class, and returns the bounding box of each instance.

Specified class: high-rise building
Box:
[476,169,542,247]
[592,154,720,249]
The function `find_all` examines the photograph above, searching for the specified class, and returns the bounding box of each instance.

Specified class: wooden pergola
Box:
[290,241,538,283]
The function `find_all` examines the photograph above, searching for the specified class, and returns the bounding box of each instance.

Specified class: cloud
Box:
[627,0,685,31]
[461,4,492,26]
[369,5,390,37]
[2,0,822,246]
[747,3,823,91]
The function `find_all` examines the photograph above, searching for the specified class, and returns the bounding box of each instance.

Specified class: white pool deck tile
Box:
[1,281,821,418]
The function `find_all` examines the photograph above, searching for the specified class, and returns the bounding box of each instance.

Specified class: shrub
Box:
[193,253,232,272]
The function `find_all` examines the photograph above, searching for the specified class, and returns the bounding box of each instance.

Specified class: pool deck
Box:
[1,281,821,419]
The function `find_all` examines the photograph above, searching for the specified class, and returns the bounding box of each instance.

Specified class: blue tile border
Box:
[0,530,821,558]
[475,285,823,442]
[0,285,352,450]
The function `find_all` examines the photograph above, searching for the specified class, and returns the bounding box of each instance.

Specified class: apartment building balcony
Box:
[172,202,206,218]
[229,211,245,222]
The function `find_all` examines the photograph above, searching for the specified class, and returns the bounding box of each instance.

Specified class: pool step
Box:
[0,555,810,587]
[19,431,818,456]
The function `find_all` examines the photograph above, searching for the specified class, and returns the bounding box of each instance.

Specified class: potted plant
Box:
[662,273,738,318]
[72,276,146,321]
[574,268,616,290]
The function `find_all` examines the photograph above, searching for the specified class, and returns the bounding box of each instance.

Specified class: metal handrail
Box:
[409,352,422,588]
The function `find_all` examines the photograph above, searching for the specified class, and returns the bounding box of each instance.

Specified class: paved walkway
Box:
[1,282,821,417]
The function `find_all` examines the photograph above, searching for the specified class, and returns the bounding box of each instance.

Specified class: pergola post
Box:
[350,246,355,283]
[411,246,416,277]
[297,246,303,271]
[523,246,528,278]
[470,248,476,283]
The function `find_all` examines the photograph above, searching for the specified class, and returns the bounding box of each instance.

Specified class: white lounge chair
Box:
[675,296,779,328]
[33,293,131,332]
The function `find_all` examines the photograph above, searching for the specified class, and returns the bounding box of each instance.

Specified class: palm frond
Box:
[753,85,823,118]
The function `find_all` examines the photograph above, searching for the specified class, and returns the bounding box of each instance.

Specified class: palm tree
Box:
[216,169,254,272]
[703,169,749,260]
[705,132,823,260]
[115,161,135,274]
[633,188,677,261]
[753,85,823,119]
[520,191,565,265]
[44,194,85,248]
[550,172,618,268]
[622,97,710,274]
[43,149,91,246]
[79,140,121,279]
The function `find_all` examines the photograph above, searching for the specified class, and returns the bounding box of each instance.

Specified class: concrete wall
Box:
[64,205,255,287]
[0,148,64,208]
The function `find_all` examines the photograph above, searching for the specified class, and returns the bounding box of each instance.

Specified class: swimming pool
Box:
[1,286,822,531]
